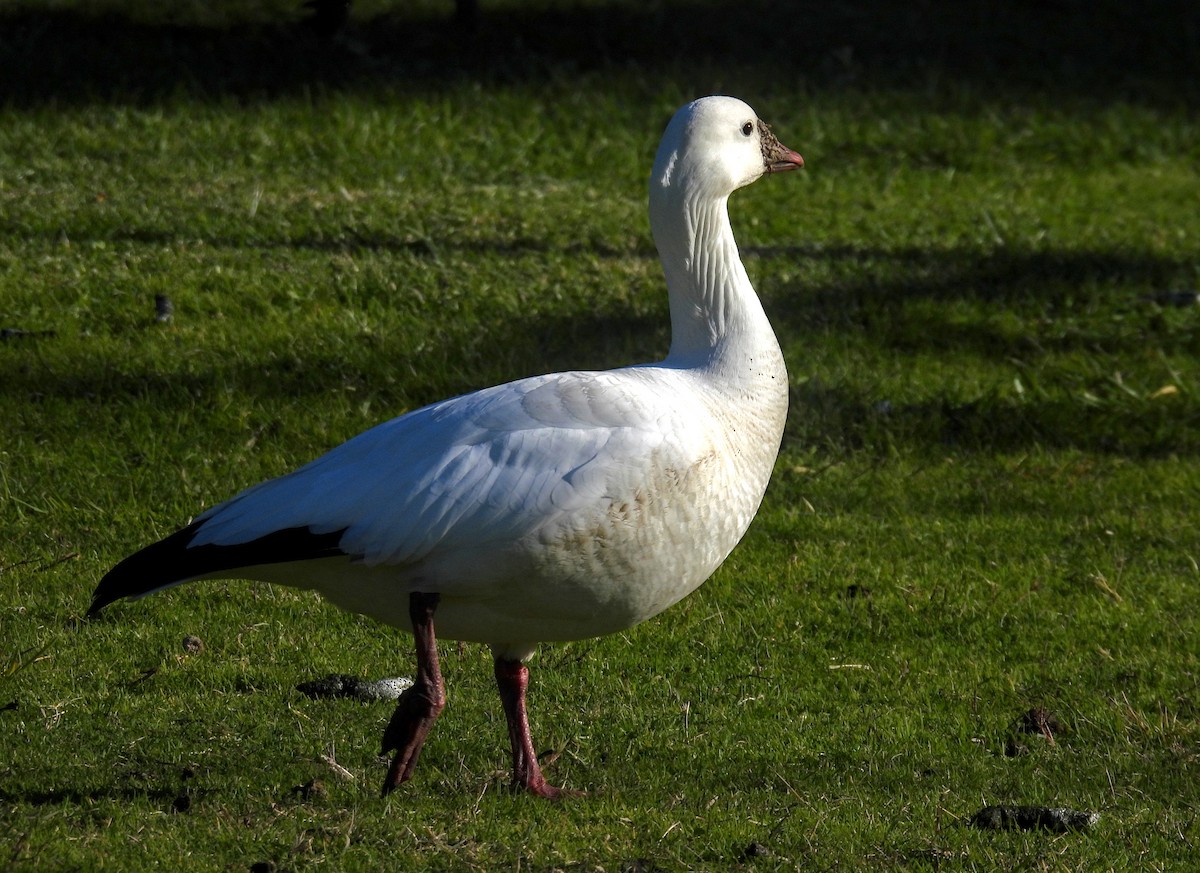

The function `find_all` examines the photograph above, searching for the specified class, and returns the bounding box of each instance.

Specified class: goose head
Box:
[651,96,804,204]
[649,97,803,359]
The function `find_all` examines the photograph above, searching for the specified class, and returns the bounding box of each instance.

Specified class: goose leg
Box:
[380,591,445,795]
[494,656,571,798]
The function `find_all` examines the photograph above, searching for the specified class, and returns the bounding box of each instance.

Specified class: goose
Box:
[90,96,804,798]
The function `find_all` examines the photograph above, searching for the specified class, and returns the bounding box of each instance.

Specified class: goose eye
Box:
[741,121,754,137]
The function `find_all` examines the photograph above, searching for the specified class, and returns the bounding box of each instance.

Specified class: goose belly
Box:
[290,437,767,649]
[440,436,771,646]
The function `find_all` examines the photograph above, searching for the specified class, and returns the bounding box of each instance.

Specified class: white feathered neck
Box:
[649,102,776,370]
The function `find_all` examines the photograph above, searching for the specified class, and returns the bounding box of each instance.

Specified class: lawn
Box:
[2,0,1198,869]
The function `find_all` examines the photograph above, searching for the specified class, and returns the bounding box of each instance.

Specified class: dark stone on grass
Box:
[999,707,1067,757]
[182,634,204,654]
[296,673,412,701]
[1013,706,1066,739]
[739,841,771,859]
[154,294,174,323]
[969,805,1099,833]
[292,779,327,801]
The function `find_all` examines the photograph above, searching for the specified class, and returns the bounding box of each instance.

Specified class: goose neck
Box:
[652,190,762,364]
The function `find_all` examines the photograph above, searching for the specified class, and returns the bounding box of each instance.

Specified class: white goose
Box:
[91,96,804,798]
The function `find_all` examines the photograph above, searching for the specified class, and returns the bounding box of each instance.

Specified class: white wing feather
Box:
[190,366,695,571]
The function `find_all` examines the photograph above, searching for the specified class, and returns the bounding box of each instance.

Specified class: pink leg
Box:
[380,592,445,795]
[494,657,574,799]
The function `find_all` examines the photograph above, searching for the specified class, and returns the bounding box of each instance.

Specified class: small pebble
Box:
[739,841,771,859]
[1012,706,1066,741]
[182,635,205,654]
[841,583,872,600]
[155,294,175,323]
[292,779,327,801]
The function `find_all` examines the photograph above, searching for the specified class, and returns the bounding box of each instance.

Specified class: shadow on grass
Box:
[761,242,1195,303]
[762,242,1198,349]
[765,244,1200,458]
[3,236,1196,457]
[0,784,184,807]
[787,381,1200,459]
[52,224,658,262]
[0,0,1195,108]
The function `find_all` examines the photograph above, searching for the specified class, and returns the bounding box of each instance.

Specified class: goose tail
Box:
[89,521,349,616]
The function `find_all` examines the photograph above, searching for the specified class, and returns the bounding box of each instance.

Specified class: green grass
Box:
[2,0,1199,869]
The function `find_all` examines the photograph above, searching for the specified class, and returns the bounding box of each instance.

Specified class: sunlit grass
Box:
[2,0,1198,869]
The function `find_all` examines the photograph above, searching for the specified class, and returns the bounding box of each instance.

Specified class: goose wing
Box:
[185,366,700,575]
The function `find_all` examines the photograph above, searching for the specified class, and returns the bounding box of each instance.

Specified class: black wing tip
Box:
[86,593,112,618]
[88,569,123,616]
[88,568,140,616]
[90,522,350,616]
[89,521,206,616]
